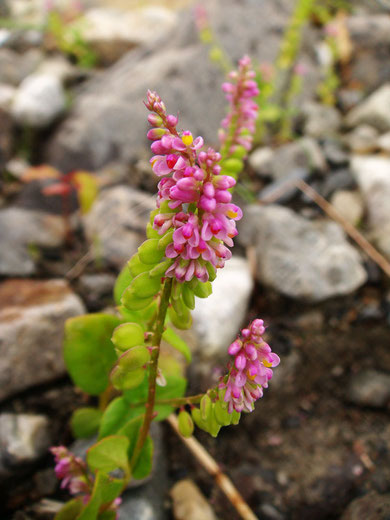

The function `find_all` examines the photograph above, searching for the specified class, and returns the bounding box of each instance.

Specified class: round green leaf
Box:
[64,314,120,395]
[87,435,129,474]
[71,407,103,439]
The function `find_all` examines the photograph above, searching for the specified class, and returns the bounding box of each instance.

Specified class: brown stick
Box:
[294,179,390,278]
[167,414,259,520]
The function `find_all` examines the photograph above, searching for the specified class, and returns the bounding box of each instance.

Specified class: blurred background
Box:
[0,0,390,519]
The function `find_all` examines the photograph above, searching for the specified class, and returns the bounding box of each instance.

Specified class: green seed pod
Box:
[121,289,154,311]
[149,209,159,225]
[200,394,212,421]
[168,306,192,330]
[171,296,190,320]
[111,365,145,390]
[149,258,173,278]
[205,262,217,282]
[111,322,145,351]
[205,404,221,437]
[221,158,244,175]
[158,229,174,250]
[128,254,150,277]
[178,410,194,438]
[231,410,241,425]
[128,272,162,298]
[231,145,247,159]
[138,239,164,265]
[213,400,232,426]
[181,283,195,310]
[191,407,210,433]
[146,222,160,239]
[118,345,150,371]
[171,279,183,301]
[193,281,212,298]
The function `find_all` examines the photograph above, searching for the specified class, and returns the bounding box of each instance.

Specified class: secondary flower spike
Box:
[145,90,243,283]
[219,319,280,413]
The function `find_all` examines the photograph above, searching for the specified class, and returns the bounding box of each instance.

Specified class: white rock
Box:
[377,131,390,154]
[301,101,341,138]
[192,257,253,358]
[351,155,390,259]
[239,205,367,302]
[343,124,379,154]
[0,279,85,400]
[330,190,364,226]
[170,479,217,520]
[12,74,66,127]
[345,84,390,132]
[248,147,274,177]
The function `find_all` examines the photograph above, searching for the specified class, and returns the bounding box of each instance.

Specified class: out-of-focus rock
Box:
[0,413,51,479]
[0,208,67,276]
[347,369,390,408]
[83,185,155,269]
[322,139,349,167]
[346,16,390,92]
[249,147,274,178]
[0,48,43,86]
[12,74,66,127]
[351,156,390,259]
[0,278,85,401]
[268,138,326,181]
[192,256,253,358]
[340,491,390,520]
[170,479,217,520]
[36,56,79,84]
[77,7,177,64]
[0,108,13,164]
[301,102,341,139]
[238,205,367,302]
[0,83,16,111]
[377,131,390,154]
[320,169,356,199]
[344,125,379,154]
[345,84,390,132]
[330,190,364,226]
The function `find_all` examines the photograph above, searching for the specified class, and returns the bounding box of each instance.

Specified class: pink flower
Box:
[219,320,280,413]
[51,446,89,496]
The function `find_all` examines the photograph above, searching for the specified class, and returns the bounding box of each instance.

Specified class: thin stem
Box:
[155,394,204,407]
[130,278,173,468]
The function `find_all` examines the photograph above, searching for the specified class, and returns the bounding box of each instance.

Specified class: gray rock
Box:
[343,124,379,154]
[320,169,356,199]
[0,107,13,165]
[238,205,367,302]
[0,413,51,479]
[12,74,66,127]
[345,84,390,132]
[341,492,390,520]
[330,190,364,226]
[347,369,390,408]
[350,155,390,259]
[192,256,253,358]
[0,278,85,401]
[46,0,321,172]
[78,273,116,304]
[83,185,155,269]
[0,207,67,276]
[77,6,178,64]
[249,147,274,178]
[322,139,349,167]
[170,479,217,520]
[0,83,16,111]
[301,102,341,139]
[269,137,326,181]
[346,15,390,92]
[258,168,309,204]
[0,48,43,86]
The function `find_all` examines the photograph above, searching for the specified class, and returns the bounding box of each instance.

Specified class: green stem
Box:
[156,394,204,407]
[130,278,173,468]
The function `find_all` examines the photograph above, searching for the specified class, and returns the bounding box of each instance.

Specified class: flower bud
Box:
[178,410,194,438]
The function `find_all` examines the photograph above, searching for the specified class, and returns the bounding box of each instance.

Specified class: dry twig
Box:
[167,414,259,520]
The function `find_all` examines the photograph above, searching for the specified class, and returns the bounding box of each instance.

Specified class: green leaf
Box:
[98,396,143,439]
[111,323,145,351]
[113,264,133,305]
[162,327,192,362]
[77,472,123,520]
[138,239,164,264]
[64,314,120,395]
[54,499,83,520]
[87,436,129,474]
[71,408,103,439]
[98,512,116,520]
[133,436,153,479]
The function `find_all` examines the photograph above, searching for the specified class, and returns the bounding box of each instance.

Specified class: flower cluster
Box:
[51,446,90,496]
[219,319,280,413]
[145,90,243,283]
[219,55,259,155]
